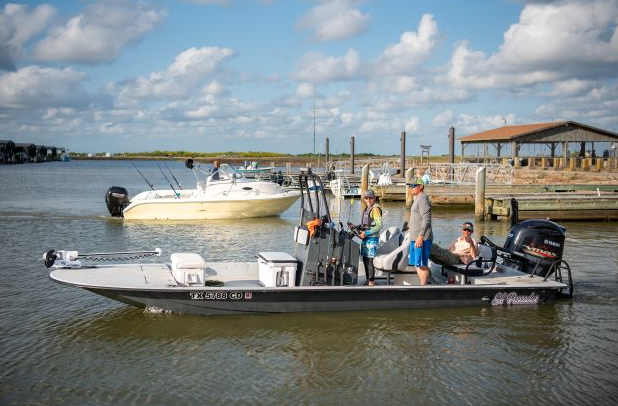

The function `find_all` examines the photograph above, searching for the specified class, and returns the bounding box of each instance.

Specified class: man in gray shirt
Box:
[408,180,433,285]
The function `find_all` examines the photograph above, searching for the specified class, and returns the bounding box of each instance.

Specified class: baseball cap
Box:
[363,189,376,198]
[462,222,474,232]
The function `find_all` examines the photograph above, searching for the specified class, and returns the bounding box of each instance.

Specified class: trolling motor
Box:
[43,248,162,268]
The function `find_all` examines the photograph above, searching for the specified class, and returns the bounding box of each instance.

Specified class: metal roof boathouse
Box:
[459,121,618,169]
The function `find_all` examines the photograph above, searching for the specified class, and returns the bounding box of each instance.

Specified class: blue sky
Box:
[1,0,617,155]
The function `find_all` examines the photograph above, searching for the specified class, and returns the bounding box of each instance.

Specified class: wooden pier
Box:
[372,181,618,221]
[486,193,618,221]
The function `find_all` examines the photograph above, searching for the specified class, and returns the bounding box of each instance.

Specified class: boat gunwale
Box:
[48,267,567,292]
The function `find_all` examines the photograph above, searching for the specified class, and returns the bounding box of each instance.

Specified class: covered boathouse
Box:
[459,121,618,170]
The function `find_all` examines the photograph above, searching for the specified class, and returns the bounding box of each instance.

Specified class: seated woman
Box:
[447,222,477,264]
[430,222,477,266]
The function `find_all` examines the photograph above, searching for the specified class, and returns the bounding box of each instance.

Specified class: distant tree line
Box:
[72,150,381,158]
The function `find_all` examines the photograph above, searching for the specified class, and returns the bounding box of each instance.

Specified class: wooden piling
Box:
[325,137,330,163]
[360,164,369,211]
[400,131,406,177]
[405,168,414,208]
[350,136,355,175]
[475,167,486,219]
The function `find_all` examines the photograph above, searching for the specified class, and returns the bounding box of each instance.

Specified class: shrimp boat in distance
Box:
[105,160,300,220]
[48,170,573,316]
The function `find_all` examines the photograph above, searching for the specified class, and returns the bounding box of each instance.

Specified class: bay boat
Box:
[236,161,276,178]
[47,170,573,316]
[105,161,300,220]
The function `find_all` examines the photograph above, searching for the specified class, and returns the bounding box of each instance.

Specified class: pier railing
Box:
[429,163,513,185]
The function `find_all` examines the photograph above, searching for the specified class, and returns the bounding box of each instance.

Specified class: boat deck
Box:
[50,262,262,290]
[49,262,564,291]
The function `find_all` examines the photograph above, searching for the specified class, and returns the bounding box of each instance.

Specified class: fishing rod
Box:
[163,161,183,190]
[131,162,154,191]
[156,162,179,198]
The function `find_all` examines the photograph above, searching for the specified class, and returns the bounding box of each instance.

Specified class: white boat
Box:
[50,171,573,316]
[105,162,300,220]
[236,161,276,178]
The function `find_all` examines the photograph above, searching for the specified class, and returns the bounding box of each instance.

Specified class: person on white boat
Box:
[420,168,431,184]
[211,160,220,180]
[358,189,382,286]
[408,180,433,285]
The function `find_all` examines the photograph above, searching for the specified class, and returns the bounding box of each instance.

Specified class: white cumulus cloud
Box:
[432,110,454,128]
[296,0,370,42]
[116,46,235,104]
[33,0,166,64]
[0,3,56,70]
[0,65,89,108]
[373,14,438,76]
[293,49,362,83]
[443,0,618,89]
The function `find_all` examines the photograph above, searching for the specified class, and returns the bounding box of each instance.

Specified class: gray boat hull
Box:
[86,284,558,315]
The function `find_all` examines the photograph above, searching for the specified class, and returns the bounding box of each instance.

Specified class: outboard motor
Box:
[502,219,566,277]
[105,186,130,217]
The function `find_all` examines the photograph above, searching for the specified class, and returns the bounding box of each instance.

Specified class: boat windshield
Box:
[213,164,244,181]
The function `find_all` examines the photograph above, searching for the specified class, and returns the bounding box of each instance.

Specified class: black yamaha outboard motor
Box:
[502,219,566,277]
[105,186,130,217]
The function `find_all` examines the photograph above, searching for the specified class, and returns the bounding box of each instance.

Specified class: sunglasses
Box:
[463,228,473,232]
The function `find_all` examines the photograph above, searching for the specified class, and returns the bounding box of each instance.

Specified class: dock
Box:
[372,181,618,221]
[486,194,618,221]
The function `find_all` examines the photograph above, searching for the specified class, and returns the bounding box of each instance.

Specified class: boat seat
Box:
[443,244,497,283]
[171,253,207,270]
[373,233,412,284]
[376,226,401,255]
[170,253,207,286]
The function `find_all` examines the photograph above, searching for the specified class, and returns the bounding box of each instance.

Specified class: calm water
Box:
[1,160,617,405]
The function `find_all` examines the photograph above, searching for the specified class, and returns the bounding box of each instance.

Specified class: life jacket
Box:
[361,203,382,228]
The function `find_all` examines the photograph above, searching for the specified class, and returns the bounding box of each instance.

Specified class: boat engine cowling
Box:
[105,186,129,217]
[502,219,566,277]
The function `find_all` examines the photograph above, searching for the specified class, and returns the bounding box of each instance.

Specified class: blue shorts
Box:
[409,240,432,267]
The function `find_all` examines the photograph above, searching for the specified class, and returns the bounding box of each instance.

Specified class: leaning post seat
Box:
[376,226,402,256]
[170,253,207,286]
[443,244,497,284]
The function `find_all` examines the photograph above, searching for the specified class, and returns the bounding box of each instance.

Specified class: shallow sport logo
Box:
[491,292,539,306]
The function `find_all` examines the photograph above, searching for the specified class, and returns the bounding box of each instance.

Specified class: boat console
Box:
[292,170,361,286]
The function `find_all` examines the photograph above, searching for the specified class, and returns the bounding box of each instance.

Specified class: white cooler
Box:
[257,252,298,287]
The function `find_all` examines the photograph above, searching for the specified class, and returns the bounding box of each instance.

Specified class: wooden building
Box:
[459,121,618,167]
